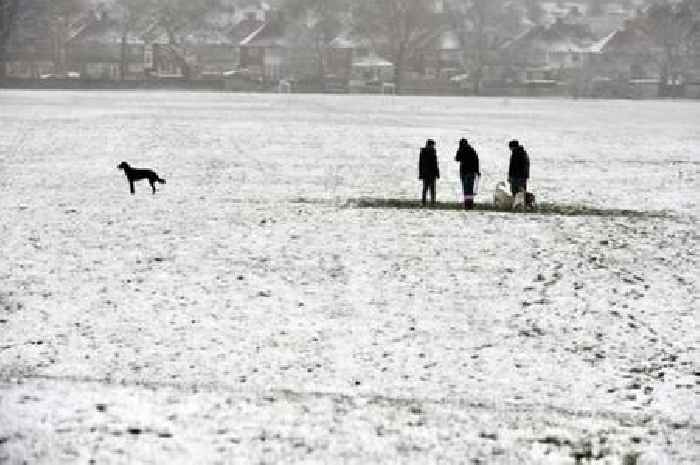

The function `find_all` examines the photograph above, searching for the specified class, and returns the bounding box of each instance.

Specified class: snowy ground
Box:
[0,91,697,464]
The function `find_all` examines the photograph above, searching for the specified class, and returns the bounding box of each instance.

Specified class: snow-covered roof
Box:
[68,18,145,45]
[588,30,618,54]
[240,18,349,50]
[183,29,237,46]
[436,30,461,51]
[329,36,354,49]
[352,55,393,68]
[502,19,597,53]
[329,35,371,50]
[239,21,278,47]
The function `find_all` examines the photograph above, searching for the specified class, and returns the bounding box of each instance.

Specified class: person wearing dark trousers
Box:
[418,139,440,206]
[455,138,480,210]
[508,140,530,196]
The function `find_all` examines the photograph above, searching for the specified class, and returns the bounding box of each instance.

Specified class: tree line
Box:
[1,0,699,90]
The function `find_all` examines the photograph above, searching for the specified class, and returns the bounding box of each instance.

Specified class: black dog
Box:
[526,192,536,209]
[117,161,166,195]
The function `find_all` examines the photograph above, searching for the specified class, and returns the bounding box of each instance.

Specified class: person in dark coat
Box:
[455,138,480,210]
[508,140,530,196]
[418,139,439,206]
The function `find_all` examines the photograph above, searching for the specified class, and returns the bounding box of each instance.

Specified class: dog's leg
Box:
[150,180,156,195]
[129,180,135,195]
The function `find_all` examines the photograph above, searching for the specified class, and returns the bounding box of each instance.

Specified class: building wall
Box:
[152,44,184,78]
[84,62,120,79]
[68,43,147,80]
[410,49,461,79]
[3,40,56,78]
[239,46,354,84]
[190,44,238,75]
[587,52,661,80]
[264,47,286,81]
[4,60,54,79]
[325,49,352,80]
[240,46,264,70]
[547,51,584,68]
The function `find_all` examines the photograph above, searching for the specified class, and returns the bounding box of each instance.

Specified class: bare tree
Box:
[444,0,517,95]
[282,0,350,86]
[647,1,700,85]
[147,0,210,79]
[1,0,85,77]
[0,0,20,78]
[44,0,86,73]
[524,0,544,25]
[589,0,606,17]
[352,0,443,93]
[114,0,150,80]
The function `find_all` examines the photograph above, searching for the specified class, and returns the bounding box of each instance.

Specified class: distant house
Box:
[239,15,353,85]
[501,19,598,84]
[586,20,662,81]
[3,30,55,79]
[585,15,700,98]
[686,22,700,98]
[140,1,249,80]
[343,34,394,90]
[68,16,200,81]
[66,1,264,81]
[180,29,238,79]
[230,15,265,43]
[238,18,285,81]
[325,36,355,85]
[2,12,83,79]
[176,0,271,78]
[67,14,146,80]
[350,52,393,85]
[409,30,462,80]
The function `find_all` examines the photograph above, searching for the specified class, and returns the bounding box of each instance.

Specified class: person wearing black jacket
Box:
[508,140,530,196]
[455,138,480,210]
[418,139,440,206]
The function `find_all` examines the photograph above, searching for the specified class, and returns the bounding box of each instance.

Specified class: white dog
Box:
[494,182,513,209]
[512,191,526,210]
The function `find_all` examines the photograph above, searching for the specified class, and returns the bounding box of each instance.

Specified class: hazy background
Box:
[1,1,698,97]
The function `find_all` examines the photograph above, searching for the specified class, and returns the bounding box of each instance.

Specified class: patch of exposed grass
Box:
[344,198,670,219]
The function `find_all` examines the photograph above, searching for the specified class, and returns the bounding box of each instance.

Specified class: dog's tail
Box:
[157,177,166,184]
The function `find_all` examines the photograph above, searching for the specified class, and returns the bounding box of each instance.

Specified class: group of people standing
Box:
[418,139,531,210]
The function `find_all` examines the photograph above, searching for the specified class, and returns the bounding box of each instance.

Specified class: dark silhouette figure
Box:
[418,139,439,206]
[117,161,166,195]
[455,138,480,210]
[508,140,530,196]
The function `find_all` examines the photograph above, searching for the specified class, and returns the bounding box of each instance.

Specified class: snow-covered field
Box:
[0,91,697,464]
